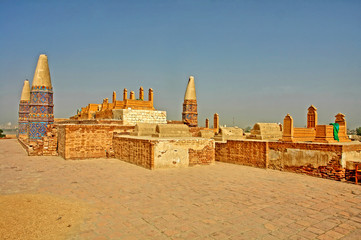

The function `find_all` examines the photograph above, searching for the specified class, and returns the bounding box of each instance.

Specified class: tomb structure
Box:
[28,54,54,142]
[281,105,351,143]
[71,87,166,125]
[214,127,245,141]
[247,123,282,140]
[113,125,214,169]
[18,80,30,139]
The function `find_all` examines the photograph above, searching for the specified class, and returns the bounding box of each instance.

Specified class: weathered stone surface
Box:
[20,80,30,101]
[113,135,214,169]
[216,139,361,181]
[248,123,282,140]
[112,109,167,125]
[131,123,157,136]
[213,127,244,141]
[153,124,191,138]
[32,54,52,88]
[199,129,215,139]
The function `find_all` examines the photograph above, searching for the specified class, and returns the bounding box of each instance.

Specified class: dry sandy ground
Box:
[0,194,89,240]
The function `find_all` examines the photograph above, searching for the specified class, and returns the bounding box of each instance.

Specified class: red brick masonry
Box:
[216,139,361,181]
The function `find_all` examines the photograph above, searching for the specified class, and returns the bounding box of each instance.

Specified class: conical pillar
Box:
[28,54,54,141]
[182,76,198,127]
[18,79,31,139]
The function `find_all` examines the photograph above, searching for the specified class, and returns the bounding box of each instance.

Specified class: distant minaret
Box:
[182,76,198,127]
[18,80,31,138]
[28,54,54,141]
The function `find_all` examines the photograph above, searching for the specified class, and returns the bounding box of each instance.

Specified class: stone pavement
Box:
[1,139,361,240]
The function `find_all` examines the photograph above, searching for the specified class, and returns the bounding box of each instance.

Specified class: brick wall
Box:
[215,140,268,168]
[113,135,154,169]
[57,124,134,159]
[215,139,361,181]
[189,144,215,166]
[113,136,215,169]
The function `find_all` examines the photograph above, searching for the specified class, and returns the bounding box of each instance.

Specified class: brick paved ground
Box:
[1,139,360,240]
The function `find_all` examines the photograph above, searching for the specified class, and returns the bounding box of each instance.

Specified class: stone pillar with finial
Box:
[28,54,54,142]
[18,79,31,139]
[182,76,198,127]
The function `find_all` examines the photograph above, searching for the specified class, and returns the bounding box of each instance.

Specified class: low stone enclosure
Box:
[113,135,215,169]
[18,120,361,182]
[216,139,361,181]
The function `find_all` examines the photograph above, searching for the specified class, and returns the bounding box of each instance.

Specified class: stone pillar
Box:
[182,76,198,127]
[282,114,294,142]
[130,91,135,100]
[205,118,209,129]
[112,91,116,103]
[148,88,153,103]
[335,113,347,136]
[28,54,54,142]
[123,88,127,100]
[18,80,30,139]
[307,105,317,128]
[213,113,219,133]
[139,87,144,100]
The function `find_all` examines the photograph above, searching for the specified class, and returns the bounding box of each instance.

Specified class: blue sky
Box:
[1,0,360,128]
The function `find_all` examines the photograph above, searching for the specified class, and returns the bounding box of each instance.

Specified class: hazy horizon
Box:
[1,1,360,129]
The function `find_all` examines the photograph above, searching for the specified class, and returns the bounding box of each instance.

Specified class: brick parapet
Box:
[113,136,154,169]
[57,124,134,159]
[216,139,361,181]
[113,136,214,169]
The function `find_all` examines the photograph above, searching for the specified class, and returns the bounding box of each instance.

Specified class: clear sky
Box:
[1,0,360,129]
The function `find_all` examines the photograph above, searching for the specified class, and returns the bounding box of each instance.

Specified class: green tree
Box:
[244,126,252,133]
[356,127,361,136]
[0,129,5,138]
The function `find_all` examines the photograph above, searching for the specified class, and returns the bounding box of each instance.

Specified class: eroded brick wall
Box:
[215,139,361,181]
[113,136,215,169]
[58,124,133,159]
[189,144,215,166]
[113,136,154,169]
[215,140,268,168]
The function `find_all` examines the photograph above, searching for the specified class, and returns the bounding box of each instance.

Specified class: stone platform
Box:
[113,135,215,169]
[1,139,361,239]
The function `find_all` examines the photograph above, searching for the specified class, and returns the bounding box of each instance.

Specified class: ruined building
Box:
[16,56,361,183]
[71,87,166,125]
[18,80,30,138]
[282,105,351,143]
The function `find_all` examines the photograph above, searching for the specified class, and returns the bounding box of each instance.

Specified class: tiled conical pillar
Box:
[28,54,54,141]
[18,80,30,139]
[182,76,198,127]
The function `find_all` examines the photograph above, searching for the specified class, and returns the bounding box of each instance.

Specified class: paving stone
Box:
[1,139,361,240]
